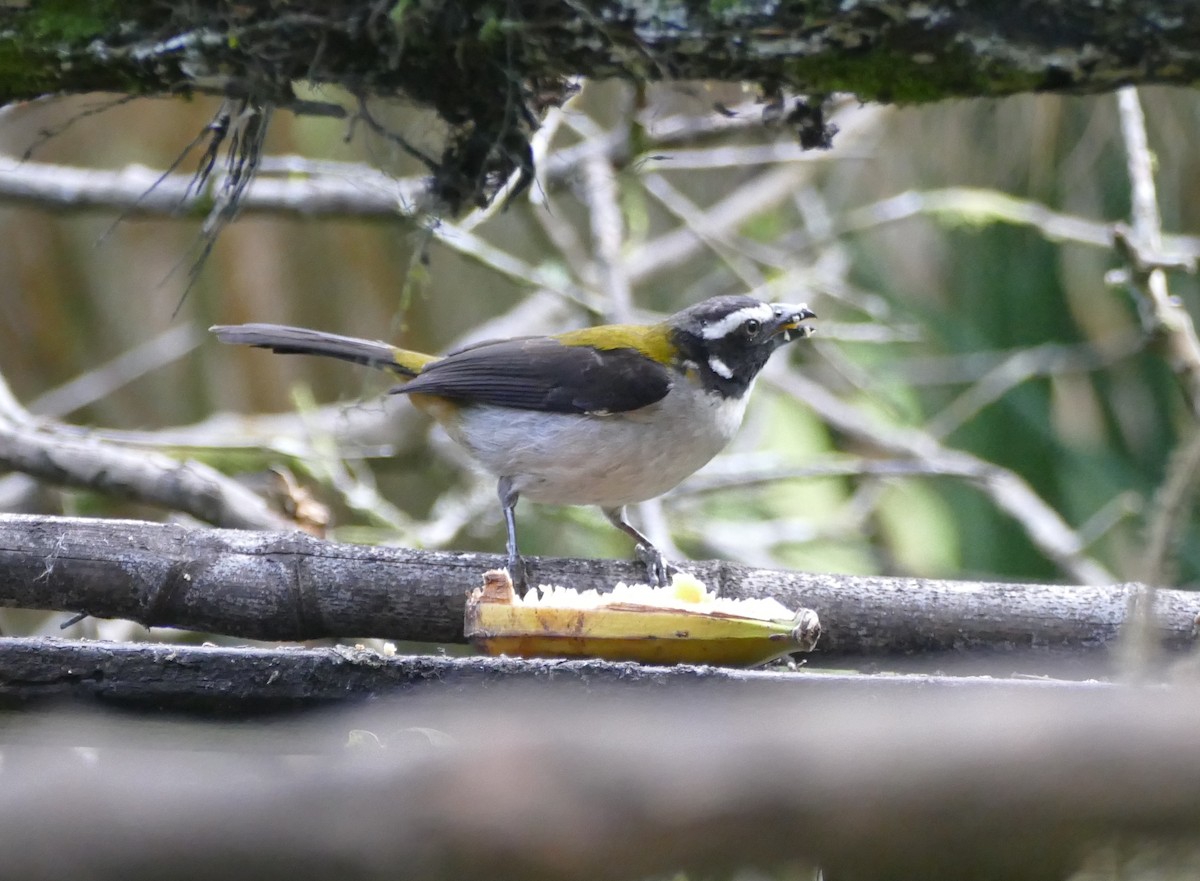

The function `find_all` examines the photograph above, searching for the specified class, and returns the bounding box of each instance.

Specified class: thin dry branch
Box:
[1115,87,1200,415]
[27,323,201,419]
[823,186,1200,260]
[768,370,1114,584]
[925,332,1147,438]
[1141,431,1200,587]
[0,370,292,531]
[0,98,837,220]
[623,102,891,285]
[0,514,1194,674]
[0,154,428,217]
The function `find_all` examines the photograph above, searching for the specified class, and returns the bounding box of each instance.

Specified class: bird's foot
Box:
[507,554,530,597]
[635,544,678,587]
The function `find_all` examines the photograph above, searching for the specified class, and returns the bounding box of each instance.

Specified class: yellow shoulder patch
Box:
[554,323,676,365]
[392,348,440,375]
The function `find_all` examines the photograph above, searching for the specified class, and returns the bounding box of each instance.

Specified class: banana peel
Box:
[464,569,820,668]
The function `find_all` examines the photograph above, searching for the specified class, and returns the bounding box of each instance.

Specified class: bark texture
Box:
[3,1,1198,208]
[0,636,1113,714]
[1,513,1196,673]
[3,1,1196,106]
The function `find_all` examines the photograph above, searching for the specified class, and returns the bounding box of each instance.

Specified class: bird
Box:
[211,295,815,592]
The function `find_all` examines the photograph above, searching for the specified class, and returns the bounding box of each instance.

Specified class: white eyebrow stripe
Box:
[700,303,775,339]
[708,355,734,379]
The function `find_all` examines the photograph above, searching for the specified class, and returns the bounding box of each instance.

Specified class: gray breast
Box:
[442,382,751,507]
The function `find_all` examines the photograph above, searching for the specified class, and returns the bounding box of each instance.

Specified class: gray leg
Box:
[602,506,676,586]
[498,477,528,595]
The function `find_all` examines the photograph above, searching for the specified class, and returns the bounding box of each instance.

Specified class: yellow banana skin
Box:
[464,570,821,668]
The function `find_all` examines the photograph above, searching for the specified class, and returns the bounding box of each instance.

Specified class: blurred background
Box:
[2,82,1199,641]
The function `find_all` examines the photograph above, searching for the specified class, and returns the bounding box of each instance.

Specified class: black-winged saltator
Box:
[212,295,815,591]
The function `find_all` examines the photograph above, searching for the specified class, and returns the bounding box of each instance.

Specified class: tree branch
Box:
[5,1,1200,213]
[5,1,1200,106]
[0,370,294,531]
[0,636,1115,714]
[1,513,1196,673]
[0,154,428,218]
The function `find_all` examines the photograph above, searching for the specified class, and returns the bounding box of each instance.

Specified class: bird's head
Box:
[666,295,816,396]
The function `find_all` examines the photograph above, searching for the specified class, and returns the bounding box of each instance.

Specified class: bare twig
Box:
[624,103,891,284]
[1141,429,1200,588]
[28,323,201,418]
[639,172,766,290]
[428,221,602,313]
[624,163,814,283]
[0,371,293,531]
[582,148,634,320]
[1111,88,1200,675]
[1115,86,1200,416]
[0,95,845,223]
[768,371,1114,584]
[832,186,1167,252]
[894,333,1147,385]
[926,333,1147,439]
[0,153,429,217]
[674,453,1027,495]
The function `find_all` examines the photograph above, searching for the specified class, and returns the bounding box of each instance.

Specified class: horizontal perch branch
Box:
[0,514,1195,673]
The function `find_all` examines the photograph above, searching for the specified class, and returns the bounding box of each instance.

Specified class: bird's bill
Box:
[769,303,817,342]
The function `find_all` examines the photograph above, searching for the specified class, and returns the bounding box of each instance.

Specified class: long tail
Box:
[210,324,434,377]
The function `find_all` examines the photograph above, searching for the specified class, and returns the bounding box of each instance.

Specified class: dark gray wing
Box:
[394,337,672,414]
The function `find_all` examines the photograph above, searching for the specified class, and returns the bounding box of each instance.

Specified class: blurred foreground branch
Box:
[1,514,1195,673]
[3,686,1200,881]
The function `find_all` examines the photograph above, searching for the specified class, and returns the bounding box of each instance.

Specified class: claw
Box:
[635,543,677,587]
[508,553,530,597]
[604,506,682,587]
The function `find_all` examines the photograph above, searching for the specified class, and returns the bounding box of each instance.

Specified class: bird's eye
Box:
[744,318,761,335]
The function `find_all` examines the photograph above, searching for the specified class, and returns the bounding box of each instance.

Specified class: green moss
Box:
[389,0,415,26]
[0,41,45,96]
[708,0,745,16]
[478,13,505,44]
[0,0,147,100]
[22,0,118,43]
[784,44,1042,103]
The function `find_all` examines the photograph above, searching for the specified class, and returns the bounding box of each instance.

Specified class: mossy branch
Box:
[3,1,1199,210]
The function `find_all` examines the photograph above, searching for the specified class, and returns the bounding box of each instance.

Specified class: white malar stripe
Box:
[700,303,775,340]
[708,355,734,379]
